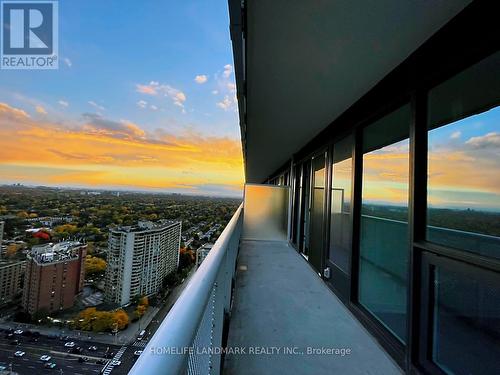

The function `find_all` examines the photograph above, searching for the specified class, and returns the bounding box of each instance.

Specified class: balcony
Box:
[130,184,402,375]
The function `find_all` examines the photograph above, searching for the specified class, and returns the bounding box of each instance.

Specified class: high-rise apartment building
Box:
[105,220,181,306]
[0,221,4,247]
[22,241,86,315]
[0,259,26,306]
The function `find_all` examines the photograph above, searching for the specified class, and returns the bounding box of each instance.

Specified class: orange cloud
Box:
[0,102,244,195]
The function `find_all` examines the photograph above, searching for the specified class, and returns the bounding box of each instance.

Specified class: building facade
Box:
[0,260,26,306]
[105,220,181,306]
[22,241,86,315]
[0,221,4,248]
[195,243,213,268]
[228,1,500,374]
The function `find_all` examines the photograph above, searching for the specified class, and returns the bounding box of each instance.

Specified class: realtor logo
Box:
[1,0,58,69]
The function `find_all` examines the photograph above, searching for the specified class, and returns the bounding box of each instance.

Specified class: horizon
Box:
[0,182,243,200]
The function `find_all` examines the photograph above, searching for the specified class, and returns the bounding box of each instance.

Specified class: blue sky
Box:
[0,0,239,136]
[0,1,244,197]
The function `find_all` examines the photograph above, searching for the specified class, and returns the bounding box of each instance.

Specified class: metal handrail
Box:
[129,203,243,374]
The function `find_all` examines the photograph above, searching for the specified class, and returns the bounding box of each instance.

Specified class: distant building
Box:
[0,260,26,306]
[26,216,73,228]
[196,243,214,268]
[105,220,181,306]
[22,241,86,315]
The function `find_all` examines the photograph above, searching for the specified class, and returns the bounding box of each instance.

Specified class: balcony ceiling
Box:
[239,0,471,183]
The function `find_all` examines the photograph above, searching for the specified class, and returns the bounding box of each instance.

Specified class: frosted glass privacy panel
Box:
[242,184,289,241]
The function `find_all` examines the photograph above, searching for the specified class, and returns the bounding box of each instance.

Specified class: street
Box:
[0,329,124,374]
[0,269,196,375]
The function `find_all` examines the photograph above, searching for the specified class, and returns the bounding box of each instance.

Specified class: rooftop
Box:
[111,219,181,234]
[29,241,85,265]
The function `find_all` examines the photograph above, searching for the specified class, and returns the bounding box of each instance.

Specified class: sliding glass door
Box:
[326,135,354,298]
[308,152,326,272]
[358,104,411,344]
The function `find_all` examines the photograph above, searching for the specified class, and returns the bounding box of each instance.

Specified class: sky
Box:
[0,0,244,197]
[362,106,500,211]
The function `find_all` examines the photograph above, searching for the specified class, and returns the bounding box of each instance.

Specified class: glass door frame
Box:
[324,134,355,302]
[307,149,328,273]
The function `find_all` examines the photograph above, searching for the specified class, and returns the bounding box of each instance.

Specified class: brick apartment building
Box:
[22,241,86,315]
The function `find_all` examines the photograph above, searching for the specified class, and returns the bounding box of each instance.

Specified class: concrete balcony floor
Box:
[224,239,402,375]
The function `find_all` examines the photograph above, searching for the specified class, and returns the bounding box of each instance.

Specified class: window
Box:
[359,104,410,343]
[425,259,500,375]
[427,52,500,259]
[329,135,353,274]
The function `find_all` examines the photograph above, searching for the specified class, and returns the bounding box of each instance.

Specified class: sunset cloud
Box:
[223,64,233,78]
[465,132,500,149]
[0,102,243,194]
[194,75,208,84]
[136,81,186,108]
[0,102,30,119]
[35,105,47,115]
[88,101,105,111]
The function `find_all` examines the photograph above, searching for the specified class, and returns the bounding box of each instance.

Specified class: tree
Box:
[139,296,149,307]
[112,309,129,330]
[16,211,29,219]
[85,255,107,276]
[53,223,79,239]
[179,248,195,270]
[163,271,180,288]
[73,307,129,332]
[5,243,21,257]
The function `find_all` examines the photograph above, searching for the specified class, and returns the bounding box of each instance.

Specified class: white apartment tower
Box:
[105,220,181,306]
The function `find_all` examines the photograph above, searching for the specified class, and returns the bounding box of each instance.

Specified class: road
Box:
[111,268,196,375]
[0,331,122,375]
[0,269,196,375]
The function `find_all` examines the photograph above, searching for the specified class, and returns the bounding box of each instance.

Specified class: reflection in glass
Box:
[432,266,500,375]
[427,106,500,259]
[426,51,500,259]
[329,136,353,274]
[359,104,410,343]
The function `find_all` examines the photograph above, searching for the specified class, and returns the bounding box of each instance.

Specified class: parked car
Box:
[13,329,23,335]
[111,360,121,366]
[96,359,106,365]
[134,350,143,356]
[88,346,98,351]
[44,362,57,369]
[9,340,19,345]
[14,351,25,357]
[64,341,75,348]
[40,355,51,362]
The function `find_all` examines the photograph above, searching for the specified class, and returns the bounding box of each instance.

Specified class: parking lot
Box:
[0,329,125,374]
